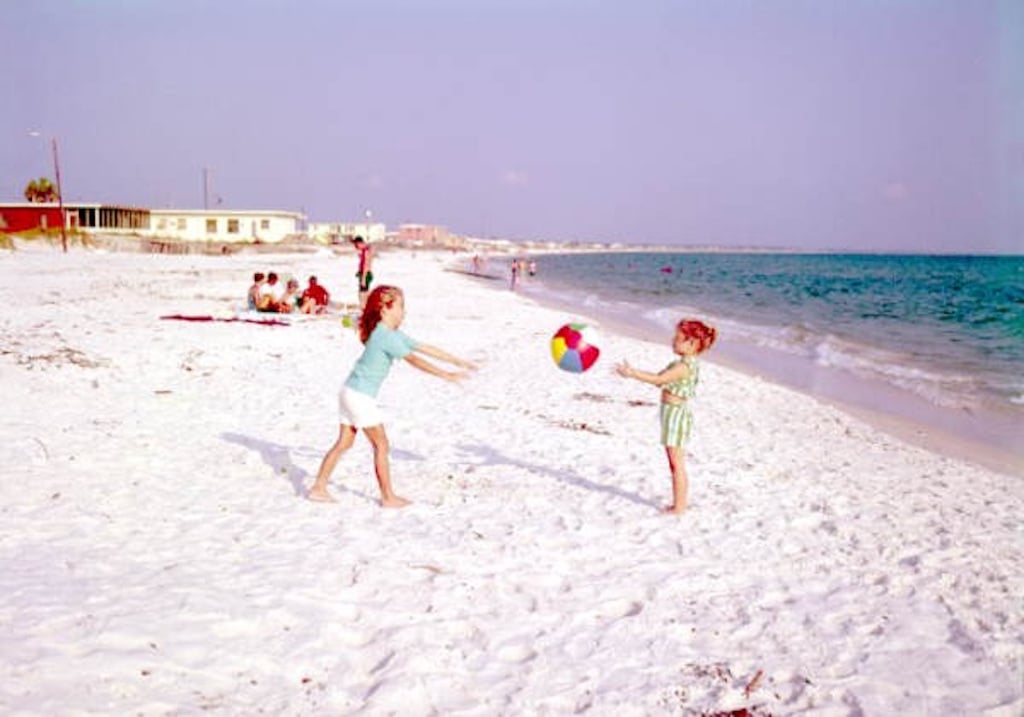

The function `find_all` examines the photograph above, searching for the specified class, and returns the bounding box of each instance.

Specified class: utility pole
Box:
[52,138,67,253]
[28,130,68,252]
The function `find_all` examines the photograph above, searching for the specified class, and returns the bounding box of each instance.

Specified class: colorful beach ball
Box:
[551,322,601,373]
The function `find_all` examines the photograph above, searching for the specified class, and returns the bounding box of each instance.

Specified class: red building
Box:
[0,203,149,234]
[395,223,453,246]
[0,203,73,233]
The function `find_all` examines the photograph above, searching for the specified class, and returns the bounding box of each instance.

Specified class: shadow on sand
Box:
[222,432,311,497]
[221,431,426,503]
[455,442,657,509]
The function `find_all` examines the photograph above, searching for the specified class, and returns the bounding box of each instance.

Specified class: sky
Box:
[2,0,1021,252]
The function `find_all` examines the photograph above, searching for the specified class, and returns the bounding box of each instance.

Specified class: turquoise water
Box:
[500,252,1023,455]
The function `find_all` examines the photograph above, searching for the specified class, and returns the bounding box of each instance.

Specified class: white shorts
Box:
[338,386,384,428]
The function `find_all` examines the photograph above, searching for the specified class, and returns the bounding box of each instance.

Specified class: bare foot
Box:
[381,495,411,508]
[308,489,337,503]
[662,504,687,515]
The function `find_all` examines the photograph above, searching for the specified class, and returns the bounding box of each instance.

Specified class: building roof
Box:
[0,202,146,211]
[0,203,304,218]
[150,208,305,219]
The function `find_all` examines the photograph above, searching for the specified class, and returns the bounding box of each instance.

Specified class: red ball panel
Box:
[578,344,600,369]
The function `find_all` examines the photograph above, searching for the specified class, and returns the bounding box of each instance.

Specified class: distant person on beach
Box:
[528,259,537,277]
[510,258,519,290]
[300,275,330,314]
[308,285,477,507]
[616,319,718,514]
[351,236,375,309]
[247,272,266,310]
[277,277,301,313]
[257,272,285,312]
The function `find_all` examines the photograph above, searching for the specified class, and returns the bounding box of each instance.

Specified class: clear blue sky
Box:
[2,0,1021,252]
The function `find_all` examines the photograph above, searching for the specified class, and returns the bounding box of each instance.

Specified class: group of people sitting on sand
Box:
[247,272,331,314]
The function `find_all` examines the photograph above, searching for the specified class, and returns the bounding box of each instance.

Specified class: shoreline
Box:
[490,271,1024,479]
[710,342,1024,479]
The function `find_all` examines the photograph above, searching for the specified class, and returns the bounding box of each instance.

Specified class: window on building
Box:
[177,218,186,230]
[206,219,217,233]
[227,219,240,233]
[260,219,270,230]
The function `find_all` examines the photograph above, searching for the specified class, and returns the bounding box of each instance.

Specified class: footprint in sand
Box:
[585,598,644,621]
[494,639,538,663]
[2,436,50,465]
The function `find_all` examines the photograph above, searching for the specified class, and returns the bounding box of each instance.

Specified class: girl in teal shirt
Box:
[309,285,477,506]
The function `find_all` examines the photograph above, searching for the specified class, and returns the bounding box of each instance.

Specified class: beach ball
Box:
[551,322,601,373]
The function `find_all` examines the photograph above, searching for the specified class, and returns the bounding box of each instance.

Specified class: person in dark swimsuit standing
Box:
[350,236,375,309]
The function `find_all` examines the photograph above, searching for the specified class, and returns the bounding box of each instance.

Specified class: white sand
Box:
[1,244,1021,716]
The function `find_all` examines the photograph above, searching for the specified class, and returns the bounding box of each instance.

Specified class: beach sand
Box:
[1,244,1021,715]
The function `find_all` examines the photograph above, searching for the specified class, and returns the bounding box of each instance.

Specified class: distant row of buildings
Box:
[0,202,460,248]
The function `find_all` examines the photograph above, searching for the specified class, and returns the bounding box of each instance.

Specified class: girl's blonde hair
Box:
[677,319,718,354]
[359,285,403,343]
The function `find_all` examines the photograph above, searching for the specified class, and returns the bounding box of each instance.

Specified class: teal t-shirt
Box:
[345,324,418,397]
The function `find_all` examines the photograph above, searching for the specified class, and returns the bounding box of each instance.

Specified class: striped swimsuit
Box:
[660,356,699,447]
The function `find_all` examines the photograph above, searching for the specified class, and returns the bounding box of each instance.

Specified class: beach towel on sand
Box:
[160,313,291,327]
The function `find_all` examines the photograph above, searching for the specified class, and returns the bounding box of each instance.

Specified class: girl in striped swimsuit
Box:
[616,319,718,514]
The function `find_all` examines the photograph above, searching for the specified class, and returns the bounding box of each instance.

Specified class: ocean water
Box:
[501,252,1024,457]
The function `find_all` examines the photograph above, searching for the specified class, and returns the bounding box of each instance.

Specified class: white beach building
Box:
[307,221,387,244]
[149,209,305,243]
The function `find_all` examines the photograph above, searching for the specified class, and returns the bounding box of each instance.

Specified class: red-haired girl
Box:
[616,319,718,514]
[308,285,477,506]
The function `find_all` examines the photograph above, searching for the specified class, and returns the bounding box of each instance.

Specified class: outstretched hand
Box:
[615,360,633,378]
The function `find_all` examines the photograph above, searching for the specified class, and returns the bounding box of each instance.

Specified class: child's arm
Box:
[616,359,689,387]
[413,343,478,371]
[405,353,472,382]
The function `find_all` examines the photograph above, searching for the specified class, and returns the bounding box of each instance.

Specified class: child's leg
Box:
[309,424,357,502]
[663,445,688,514]
[362,425,410,508]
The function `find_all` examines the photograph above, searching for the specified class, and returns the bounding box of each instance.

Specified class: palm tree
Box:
[24,177,58,203]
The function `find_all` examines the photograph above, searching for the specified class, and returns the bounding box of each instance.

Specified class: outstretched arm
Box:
[405,353,473,382]
[414,343,478,371]
[616,359,688,387]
